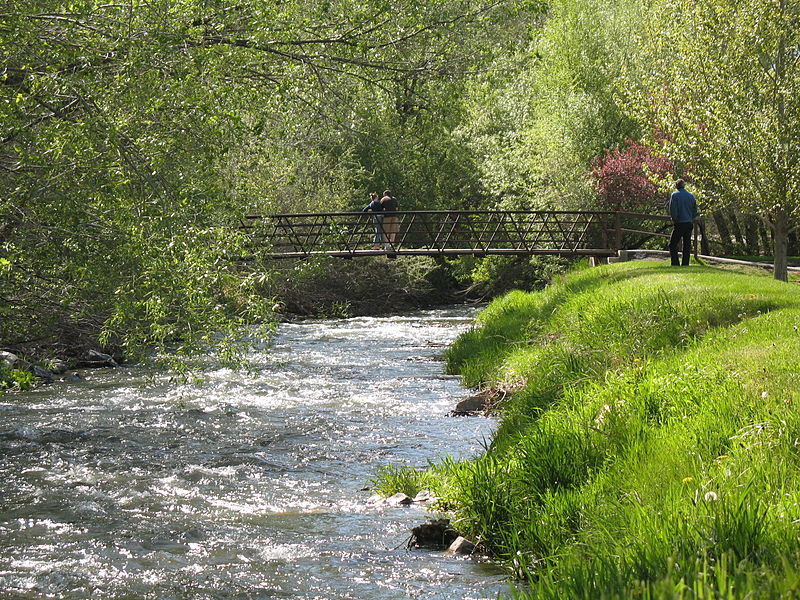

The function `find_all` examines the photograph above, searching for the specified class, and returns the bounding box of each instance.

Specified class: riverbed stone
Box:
[0,351,20,368]
[386,492,413,506]
[450,390,494,416]
[446,536,476,555]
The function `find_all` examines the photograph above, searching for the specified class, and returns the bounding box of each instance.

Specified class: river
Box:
[0,307,509,599]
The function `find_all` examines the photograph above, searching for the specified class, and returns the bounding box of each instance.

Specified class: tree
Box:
[457,0,642,210]
[0,0,275,365]
[0,0,513,363]
[629,0,800,281]
[592,139,675,212]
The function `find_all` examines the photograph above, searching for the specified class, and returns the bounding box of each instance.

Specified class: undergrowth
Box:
[377,261,800,598]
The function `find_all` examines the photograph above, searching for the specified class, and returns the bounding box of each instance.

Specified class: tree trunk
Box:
[743,213,760,255]
[728,209,745,250]
[788,231,799,257]
[772,0,790,283]
[711,210,733,254]
[698,218,710,255]
[761,222,774,257]
[773,208,789,282]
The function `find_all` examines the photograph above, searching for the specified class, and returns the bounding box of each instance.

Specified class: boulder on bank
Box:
[76,350,118,368]
[0,351,42,379]
[0,351,20,369]
[386,492,414,506]
[413,489,436,503]
[1,348,118,390]
[446,536,477,555]
[32,365,54,383]
[367,492,414,507]
[47,359,69,375]
[0,351,54,386]
[450,389,497,416]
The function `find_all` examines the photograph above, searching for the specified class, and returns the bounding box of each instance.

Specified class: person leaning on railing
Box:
[380,190,398,250]
[363,192,385,250]
[668,179,698,267]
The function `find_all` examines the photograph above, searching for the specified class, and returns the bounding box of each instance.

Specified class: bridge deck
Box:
[241,210,672,259]
[267,248,619,259]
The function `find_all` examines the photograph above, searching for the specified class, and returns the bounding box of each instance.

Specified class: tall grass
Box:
[380,261,800,597]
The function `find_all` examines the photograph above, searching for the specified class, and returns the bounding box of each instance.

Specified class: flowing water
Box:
[0,307,509,599]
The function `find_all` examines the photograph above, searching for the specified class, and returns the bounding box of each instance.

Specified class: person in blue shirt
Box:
[668,179,698,266]
[362,192,384,249]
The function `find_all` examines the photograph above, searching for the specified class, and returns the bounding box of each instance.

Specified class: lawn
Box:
[381,261,800,598]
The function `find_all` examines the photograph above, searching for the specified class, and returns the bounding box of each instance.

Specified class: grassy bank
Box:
[379,261,800,598]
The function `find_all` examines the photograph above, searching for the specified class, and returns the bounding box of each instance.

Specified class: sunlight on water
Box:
[0,307,509,599]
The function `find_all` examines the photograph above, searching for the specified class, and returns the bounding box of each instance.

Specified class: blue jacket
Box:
[362,200,383,213]
[669,189,698,224]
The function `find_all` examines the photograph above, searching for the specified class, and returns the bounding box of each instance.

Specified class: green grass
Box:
[377,261,800,598]
[369,464,438,498]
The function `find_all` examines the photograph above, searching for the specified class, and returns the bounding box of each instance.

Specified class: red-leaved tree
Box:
[592,140,675,212]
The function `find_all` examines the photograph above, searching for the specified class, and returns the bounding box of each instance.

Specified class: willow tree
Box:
[629,0,799,281]
[0,0,508,364]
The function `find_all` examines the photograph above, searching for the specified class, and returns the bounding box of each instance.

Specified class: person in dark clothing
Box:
[363,192,384,249]
[380,189,398,249]
[668,179,698,266]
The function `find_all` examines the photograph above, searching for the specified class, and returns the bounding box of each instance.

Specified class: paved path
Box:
[617,249,800,272]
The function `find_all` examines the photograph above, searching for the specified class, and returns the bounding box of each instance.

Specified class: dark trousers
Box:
[669,221,694,266]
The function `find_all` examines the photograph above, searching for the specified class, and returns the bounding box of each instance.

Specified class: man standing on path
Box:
[668,179,698,266]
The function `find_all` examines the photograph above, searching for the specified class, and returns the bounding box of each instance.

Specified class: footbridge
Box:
[241,210,677,259]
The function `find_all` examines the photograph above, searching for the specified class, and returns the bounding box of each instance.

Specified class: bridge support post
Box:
[607,250,629,264]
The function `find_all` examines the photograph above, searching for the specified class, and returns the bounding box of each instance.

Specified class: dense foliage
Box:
[592,140,675,212]
[0,0,533,364]
[1,0,797,366]
[626,0,800,280]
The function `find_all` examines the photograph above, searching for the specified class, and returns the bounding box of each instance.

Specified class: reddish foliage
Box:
[592,140,675,212]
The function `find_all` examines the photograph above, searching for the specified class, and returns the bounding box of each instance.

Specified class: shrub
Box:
[592,140,675,212]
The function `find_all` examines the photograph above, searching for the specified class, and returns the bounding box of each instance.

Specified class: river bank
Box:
[380,261,800,597]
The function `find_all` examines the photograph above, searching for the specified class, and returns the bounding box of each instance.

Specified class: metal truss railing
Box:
[239,210,674,259]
